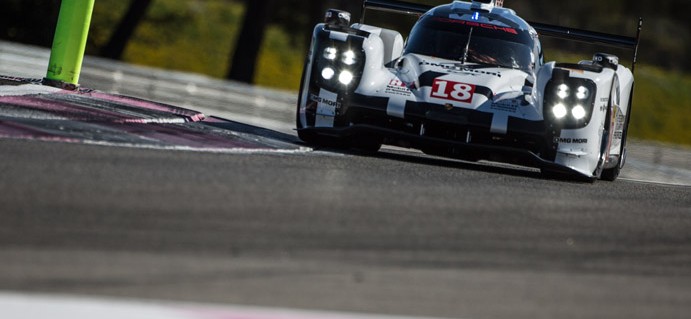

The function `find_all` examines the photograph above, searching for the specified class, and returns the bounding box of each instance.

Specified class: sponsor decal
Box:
[614,109,625,130]
[420,61,502,77]
[433,17,518,34]
[554,137,588,144]
[385,79,414,96]
[609,105,618,133]
[490,100,520,113]
[309,93,340,108]
[430,79,476,103]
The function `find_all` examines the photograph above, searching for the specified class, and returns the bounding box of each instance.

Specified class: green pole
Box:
[45,0,95,89]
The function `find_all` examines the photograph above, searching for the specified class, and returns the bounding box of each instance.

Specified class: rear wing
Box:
[361,0,643,72]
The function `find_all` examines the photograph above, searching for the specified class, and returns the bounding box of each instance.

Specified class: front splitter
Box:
[300,124,596,182]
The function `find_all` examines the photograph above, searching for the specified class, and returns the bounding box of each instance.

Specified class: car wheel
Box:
[598,75,621,181]
[349,135,383,153]
[601,86,633,181]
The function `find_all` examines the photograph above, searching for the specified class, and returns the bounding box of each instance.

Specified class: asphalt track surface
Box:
[1,41,691,319]
[1,138,691,319]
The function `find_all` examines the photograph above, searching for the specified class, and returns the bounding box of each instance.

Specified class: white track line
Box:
[0,292,453,319]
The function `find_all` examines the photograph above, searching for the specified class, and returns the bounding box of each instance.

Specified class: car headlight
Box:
[552,103,568,119]
[544,79,597,128]
[571,104,587,120]
[313,33,366,91]
[321,67,335,80]
[556,84,569,99]
[338,70,354,85]
[576,86,590,100]
[342,50,357,65]
[323,47,337,60]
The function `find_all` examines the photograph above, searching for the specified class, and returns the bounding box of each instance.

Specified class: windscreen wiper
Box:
[460,27,474,65]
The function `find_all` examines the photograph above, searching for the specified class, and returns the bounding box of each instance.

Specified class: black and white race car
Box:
[296,0,642,181]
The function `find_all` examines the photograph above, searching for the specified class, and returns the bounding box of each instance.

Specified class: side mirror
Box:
[324,9,351,28]
[593,53,619,70]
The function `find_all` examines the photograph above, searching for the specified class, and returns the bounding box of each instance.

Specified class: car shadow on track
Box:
[200,116,302,147]
[307,144,590,183]
[204,117,589,183]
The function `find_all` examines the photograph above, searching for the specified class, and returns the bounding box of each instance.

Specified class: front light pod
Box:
[544,77,597,128]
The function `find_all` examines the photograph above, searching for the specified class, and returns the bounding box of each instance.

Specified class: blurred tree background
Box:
[0,0,689,144]
[1,0,689,83]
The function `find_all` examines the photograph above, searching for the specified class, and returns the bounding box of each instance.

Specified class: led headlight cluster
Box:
[315,44,365,90]
[552,84,589,120]
[544,78,596,128]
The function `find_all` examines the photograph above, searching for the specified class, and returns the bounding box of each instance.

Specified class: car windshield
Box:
[405,16,535,71]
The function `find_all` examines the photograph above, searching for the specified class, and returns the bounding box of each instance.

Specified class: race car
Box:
[296,0,642,181]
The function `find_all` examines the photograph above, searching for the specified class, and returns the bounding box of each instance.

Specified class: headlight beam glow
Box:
[576,86,590,100]
[321,67,335,80]
[342,50,357,65]
[338,70,354,85]
[323,47,337,60]
[557,84,569,99]
[552,103,568,119]
[572,104,587,120]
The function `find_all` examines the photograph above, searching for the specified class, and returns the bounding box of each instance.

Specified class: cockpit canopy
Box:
[405,13,538,72]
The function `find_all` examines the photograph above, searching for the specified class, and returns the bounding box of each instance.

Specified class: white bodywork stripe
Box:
[329,31,349,42]
[490,113,509,135]
[386,95,407,119]
[0,292,453,319]
[352,24,382,36]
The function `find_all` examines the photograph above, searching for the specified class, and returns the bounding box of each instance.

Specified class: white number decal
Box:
[431,79,476,103]
[431,80,449,98]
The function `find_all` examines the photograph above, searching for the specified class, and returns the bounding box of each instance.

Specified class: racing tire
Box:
[296,54,312,126]
[296,128,320,145]
[295,56,326,146]
[597,75,621,181]
[599,156,620,181]
[348,135,383,153]
[601,86,633,181]
[420,146,448,157]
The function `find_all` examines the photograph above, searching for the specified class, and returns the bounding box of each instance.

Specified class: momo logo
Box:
[430,79,476,103]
